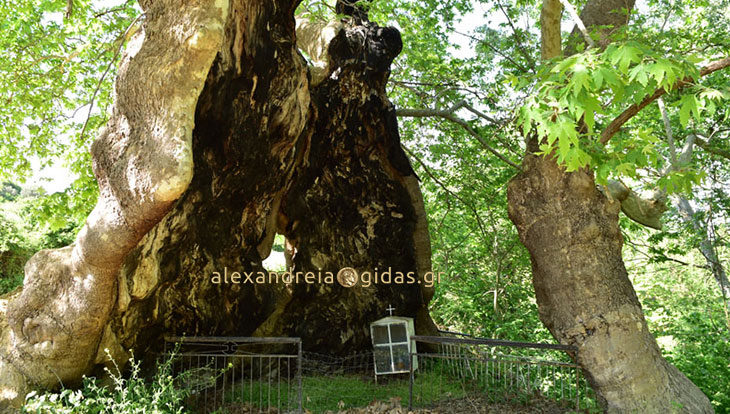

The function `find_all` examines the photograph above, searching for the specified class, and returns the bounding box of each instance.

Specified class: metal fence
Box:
[162,335,596,413]
[163,336,302,414]
[408,333,597,411]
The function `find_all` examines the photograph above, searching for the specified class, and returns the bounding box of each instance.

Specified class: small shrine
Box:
[370,305,418,376]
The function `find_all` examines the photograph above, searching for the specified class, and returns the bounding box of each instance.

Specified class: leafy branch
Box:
[600,56,730,145]
[398,101,521,170]
[517,40,730,188]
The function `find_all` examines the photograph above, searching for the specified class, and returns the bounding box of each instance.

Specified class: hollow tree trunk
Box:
[507,143,712,412]
[104,0,436,360]
[0,0,436,409]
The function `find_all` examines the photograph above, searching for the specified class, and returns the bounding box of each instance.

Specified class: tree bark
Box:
[540,0,563,59]
[0,0,228,408]
[508,145,712,412]
[507,0,713,411]
[104,5,436,359]
[0,0,436,409]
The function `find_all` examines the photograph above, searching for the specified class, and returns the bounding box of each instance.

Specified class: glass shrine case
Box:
[370,316,418,375]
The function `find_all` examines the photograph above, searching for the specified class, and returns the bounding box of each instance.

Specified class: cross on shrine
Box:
[386,305,395,316]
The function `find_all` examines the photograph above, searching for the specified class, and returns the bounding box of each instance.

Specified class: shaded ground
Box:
[218,395,585,413]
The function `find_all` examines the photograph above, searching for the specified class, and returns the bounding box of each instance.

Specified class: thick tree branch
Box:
[600,56,730,145]
[604,179,667,229]
[558,0,595,48]
[540,0,563,60]
[397,102,521,170]
[398,100,501,124]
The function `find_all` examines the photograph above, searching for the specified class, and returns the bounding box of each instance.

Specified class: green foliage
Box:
[22,179,95,244]
[0,0,137,232]
[0,182,21,201]
[0,271,24,296]
[0,0,139,179]
[0,182,88,294]
[23,352,192,414]
[0,212,26,294]
[516,41,728,191]
[0,213,25,252]
[632,258,730,413]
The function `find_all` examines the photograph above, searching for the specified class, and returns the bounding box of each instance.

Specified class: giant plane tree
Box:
[0,0,729,412]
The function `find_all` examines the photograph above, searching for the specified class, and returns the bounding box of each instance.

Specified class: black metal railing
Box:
[163,336,303,413]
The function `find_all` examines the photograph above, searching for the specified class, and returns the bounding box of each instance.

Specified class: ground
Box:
[217,395,582,414]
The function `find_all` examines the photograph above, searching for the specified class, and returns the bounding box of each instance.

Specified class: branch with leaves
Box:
[517,39,730,188]
[397,101,521,170]
[600,56,730,145]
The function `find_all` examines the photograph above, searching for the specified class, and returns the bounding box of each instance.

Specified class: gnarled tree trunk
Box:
[0,0,436,409]
[507,0,713,411]
[508,145,712,413]
[0,0,228,407]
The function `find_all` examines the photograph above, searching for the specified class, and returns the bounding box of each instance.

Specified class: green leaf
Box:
[551,55,579,75]
[570,64,591,96]
[611,44,642,74]
[581,93,603,133]
[678,94,699,128]
[648,61,669,87]
[628,64,649,87]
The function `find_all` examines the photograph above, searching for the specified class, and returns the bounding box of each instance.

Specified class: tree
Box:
[381,0,727,409]
[507,0,725,411]
[1,0,728,411]
[0,0,437,409]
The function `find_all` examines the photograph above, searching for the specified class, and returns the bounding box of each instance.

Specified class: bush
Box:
[0,214,25,252]
[22,351,192,414]
[0,214,31,295]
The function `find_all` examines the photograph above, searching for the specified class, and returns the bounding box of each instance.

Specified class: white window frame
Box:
[372,321,411,375]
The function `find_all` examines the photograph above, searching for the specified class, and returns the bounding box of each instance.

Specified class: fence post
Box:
[575,366,580,410]
[409,351,414,411]
[297,339,303,414]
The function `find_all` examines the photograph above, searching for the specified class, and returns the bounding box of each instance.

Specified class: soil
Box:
[218,395,586,414]
[330,395,580,414]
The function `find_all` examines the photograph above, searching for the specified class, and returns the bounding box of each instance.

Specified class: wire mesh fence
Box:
[163,336,302,414]
[409,333,598,411]
[162,334,597,413]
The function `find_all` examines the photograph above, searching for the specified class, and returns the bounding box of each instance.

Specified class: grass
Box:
[209,370,466,413]
[210,364,598,414]
[21,351,597,414]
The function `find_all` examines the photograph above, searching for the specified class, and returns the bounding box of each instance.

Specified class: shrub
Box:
[22,351,192,414]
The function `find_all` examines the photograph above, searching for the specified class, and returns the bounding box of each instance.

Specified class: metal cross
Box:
[386,305,395,316]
